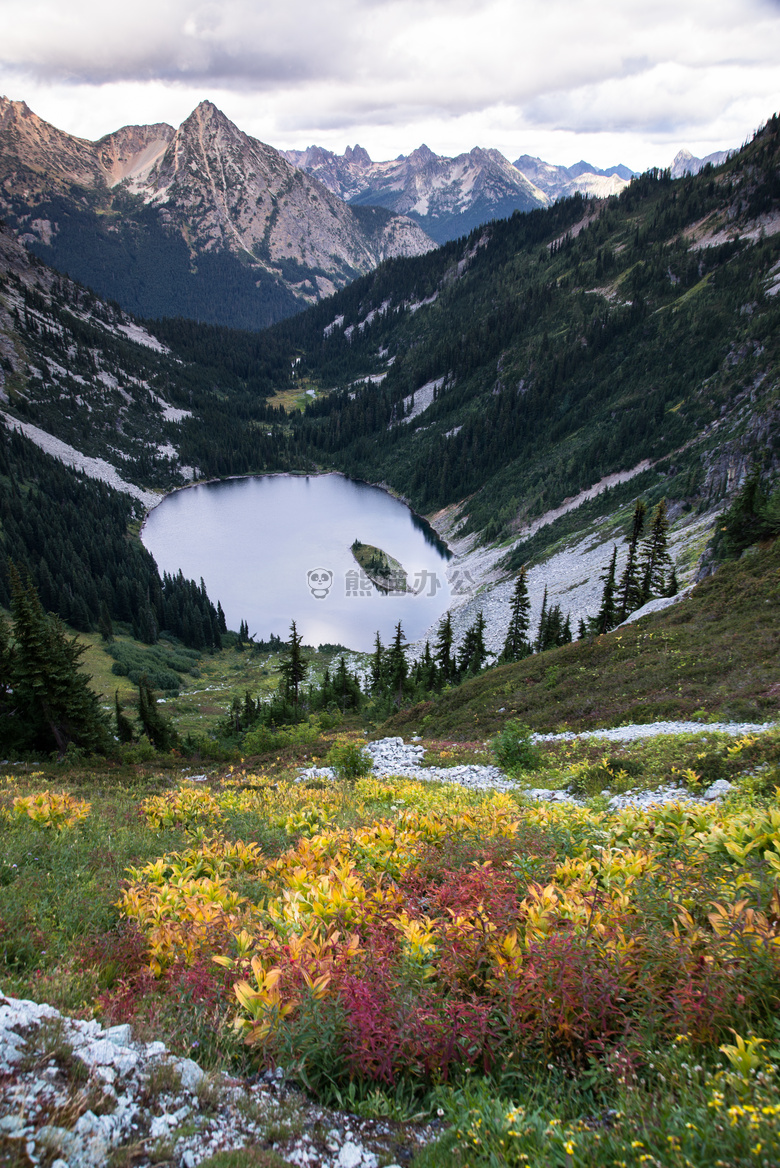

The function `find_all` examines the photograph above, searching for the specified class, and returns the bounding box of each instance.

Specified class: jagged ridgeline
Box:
[0,98,434,329]
[244,114,780,540]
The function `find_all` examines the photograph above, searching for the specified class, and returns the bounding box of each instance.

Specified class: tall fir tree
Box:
[3,565,109,754]
[278,620,307,711]
[386,621,409,704]
[594,545,619,634]
[115,690,134,744]
[137,674,177,751]
[535,586,548,652]
[434,611,455,684]
[639,499,673,603]
[459,610,487,676]
[501,567,531,662]
[370,631,385,692]
[616,500,647,621]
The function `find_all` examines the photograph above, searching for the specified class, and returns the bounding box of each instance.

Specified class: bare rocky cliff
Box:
[139,101,431,286]
[0,96,435,322]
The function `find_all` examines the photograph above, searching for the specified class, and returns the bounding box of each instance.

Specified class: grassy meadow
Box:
[3,722,780,1166]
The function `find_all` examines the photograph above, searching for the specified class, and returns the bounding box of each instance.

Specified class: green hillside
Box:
[384,535,780,738]
[256,115,780,543]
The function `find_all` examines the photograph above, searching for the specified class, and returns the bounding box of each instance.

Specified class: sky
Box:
[1,0,779,172]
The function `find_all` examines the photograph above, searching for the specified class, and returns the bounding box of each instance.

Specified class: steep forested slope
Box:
[257,116,780,541]
[0,227,302,641]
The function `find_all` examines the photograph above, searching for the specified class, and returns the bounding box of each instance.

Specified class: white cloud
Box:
[1,0,778,169]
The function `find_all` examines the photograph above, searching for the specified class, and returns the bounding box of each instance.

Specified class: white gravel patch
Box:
[299,736,517,793]
[532,720,776,743]
[298,728,771,808]
[1,411,159,508]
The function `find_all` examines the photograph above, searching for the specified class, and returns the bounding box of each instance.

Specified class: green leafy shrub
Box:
[326,738,373,783]
[490,721,541,772]
[107,641,202,692]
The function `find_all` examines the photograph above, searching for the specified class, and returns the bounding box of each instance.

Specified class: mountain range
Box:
[284,143,636,243]
[1,95,739,331]
[0,97,434,329]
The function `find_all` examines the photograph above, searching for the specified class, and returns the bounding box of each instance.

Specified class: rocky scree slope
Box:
[0,97,434,328]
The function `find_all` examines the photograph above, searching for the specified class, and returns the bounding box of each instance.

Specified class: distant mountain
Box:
[285,142,636,243]
[512,156,635,201]
[284,142,549,244]
[0,98,434,329]
[670,148,732,178]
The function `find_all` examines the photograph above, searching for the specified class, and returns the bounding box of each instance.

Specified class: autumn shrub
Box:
[11,790,90,830]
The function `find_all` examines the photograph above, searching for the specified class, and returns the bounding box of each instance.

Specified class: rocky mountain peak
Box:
[0,96,434,324]
[344,144,371,166]
[670,147,730,178]
[96,122,174,189]
[408,143,437,165]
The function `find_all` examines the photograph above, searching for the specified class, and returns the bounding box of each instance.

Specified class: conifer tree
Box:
[115,690,134,744]
[333,655,362,712]
[501,567,531,662]
[594,545,618,634]
[278,620,307,712]
[3,566,109,755]
[386,622,409,703]
[0,613,12,717]
[434,611,455,683]
[98,601,114,642]
[617,500,647,621]
[370,631,384,692]
[419,640,437,690]
[715,469,777,558]
[459,611,487,676]
[639,499,673,603]
[137,674,177,751]
[535,586,548,652]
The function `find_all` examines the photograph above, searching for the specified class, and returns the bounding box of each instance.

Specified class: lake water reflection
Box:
[141,473,452,651]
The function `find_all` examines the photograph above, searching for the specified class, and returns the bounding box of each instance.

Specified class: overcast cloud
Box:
[1,0,778,170]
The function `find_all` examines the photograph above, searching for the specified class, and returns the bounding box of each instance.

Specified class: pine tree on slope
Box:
[501,567,531,662]
[616,500,647,622]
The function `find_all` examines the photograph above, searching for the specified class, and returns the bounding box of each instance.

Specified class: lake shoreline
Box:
[140,472,454,652]
[140,468,452,560]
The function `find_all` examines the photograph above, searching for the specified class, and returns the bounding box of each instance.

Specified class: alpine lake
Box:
[141,473,453,652]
